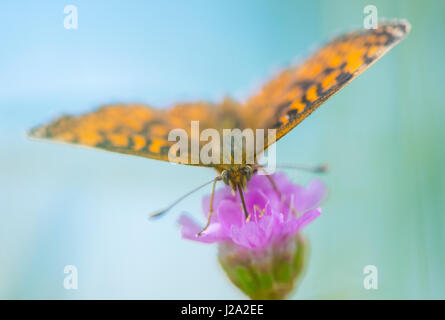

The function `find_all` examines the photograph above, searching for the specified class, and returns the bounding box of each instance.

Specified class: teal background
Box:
[1,0,444,299]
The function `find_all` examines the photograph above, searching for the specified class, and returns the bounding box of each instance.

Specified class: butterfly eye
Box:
[242,165,253,181]
[221,170,230,185]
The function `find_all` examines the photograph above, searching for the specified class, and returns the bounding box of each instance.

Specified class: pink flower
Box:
[178,172,326,250]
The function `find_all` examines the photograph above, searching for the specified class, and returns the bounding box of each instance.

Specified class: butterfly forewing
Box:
[243,20,411,147]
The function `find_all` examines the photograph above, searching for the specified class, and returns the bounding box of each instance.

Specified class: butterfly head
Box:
[220,165,254,192]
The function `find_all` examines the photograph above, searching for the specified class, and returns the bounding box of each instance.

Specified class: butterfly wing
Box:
[29,99,243,166]
[243,20,411,147]
[30,20,410,166]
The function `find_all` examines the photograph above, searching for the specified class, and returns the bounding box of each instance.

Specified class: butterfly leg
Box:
[197,176,221,236]
[238,185,250,221]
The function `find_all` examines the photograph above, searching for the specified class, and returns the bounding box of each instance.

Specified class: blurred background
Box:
[1,0,444,299]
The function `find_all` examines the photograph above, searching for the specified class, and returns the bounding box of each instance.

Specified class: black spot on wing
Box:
[287,109,299,121]
[293,80,314,91]
[323,67,335,75]
[316,82,326,97]
[160,145,170,156]
[363,55,375,65]
[273,100,292,120]
[271,121,283,129]
[336,72,353,85]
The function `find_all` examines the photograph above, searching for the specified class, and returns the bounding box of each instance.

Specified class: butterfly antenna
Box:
[275,163,329,173]
[149,177,218,219]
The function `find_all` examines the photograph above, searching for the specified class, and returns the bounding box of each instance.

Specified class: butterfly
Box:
[30,20,410,234]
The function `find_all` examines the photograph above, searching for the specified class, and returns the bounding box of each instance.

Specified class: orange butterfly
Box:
[30,20,410,234]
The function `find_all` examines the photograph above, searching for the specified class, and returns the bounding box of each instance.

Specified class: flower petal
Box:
[303,179,327,209]
[285,207,322,236]
[178,215,226,243]
[217,200,243,232]
[181,173,325,249]
[201,186,233,220]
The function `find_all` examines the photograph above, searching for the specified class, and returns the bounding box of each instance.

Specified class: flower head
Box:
[178,172,326,299]
[179,172,326,249]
